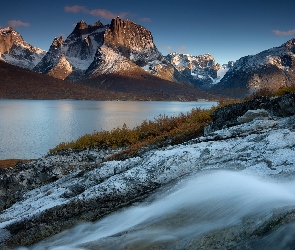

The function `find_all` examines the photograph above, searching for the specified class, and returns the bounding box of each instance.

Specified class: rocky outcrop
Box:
[104,17,162,67]
[0,147,119,213]
[205,92,295,134]
[0,27,45,69]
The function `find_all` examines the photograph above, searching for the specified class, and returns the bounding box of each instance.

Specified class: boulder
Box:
[237,109,271,124]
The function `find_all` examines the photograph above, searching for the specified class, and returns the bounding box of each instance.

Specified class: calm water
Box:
[0,100,216,160]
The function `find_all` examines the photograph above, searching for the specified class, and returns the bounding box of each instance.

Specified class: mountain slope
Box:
[0,60,128,100]
[0,27,45,69]
[0,60,213,100]
[210,39,295,98]
[80,65,215,100]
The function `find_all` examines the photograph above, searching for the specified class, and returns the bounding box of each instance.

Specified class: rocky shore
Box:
[0,92,295,249]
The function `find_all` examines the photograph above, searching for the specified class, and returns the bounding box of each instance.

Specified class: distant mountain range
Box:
[1,17,295,99]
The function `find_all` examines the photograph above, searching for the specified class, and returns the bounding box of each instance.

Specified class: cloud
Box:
[7,20,30,28]
[178,46,187,52]
[273,29,295,36]
[89,9,128,19]
[139,17,151,22]
[160,45,172,51]
[64,5,88,13]
[65,5,128,20]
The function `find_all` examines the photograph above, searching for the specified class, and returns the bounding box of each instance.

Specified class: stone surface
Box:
[205,92,295,135]
[237,109,270,124]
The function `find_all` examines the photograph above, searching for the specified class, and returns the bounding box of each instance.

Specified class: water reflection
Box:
[0,100,216,159]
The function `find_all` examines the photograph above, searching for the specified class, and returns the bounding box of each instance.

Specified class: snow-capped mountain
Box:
[0,27,45,69]
[33,18,166,81]
[33,20,108,80]
[1,18,229,92]
[211,39,295,98]
[162,52,231,89]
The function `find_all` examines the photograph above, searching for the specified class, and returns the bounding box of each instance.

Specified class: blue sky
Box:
[1,0,295,64]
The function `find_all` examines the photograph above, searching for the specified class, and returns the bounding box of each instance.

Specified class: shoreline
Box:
[0,159,33,169]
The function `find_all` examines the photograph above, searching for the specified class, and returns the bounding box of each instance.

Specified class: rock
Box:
[237,109,271,124]
[205,92,295,135]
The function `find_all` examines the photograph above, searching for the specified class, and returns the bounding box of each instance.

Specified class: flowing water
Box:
[0,100,216,160]
[23,171,295,250]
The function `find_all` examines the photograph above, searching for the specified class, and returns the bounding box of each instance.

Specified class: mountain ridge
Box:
[210,38,295,98]
[1,19,295,99]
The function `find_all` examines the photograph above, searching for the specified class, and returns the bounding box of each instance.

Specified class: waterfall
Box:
[23,170,295,250]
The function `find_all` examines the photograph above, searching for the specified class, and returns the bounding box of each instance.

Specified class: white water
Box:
[23,170,295,250]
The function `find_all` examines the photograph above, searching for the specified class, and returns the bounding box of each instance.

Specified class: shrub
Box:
[49,106,215,155]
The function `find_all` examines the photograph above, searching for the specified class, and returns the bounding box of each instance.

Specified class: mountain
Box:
[31,17,216,100]
[0,27,45,69]
[3,20,295,100]
[210,39,295,98]
[33,20,107,80]
[32,18,219,86]
[33,18,164,82]
[103,17,162,67]
[0,60,213,100]
[162,53,234,89]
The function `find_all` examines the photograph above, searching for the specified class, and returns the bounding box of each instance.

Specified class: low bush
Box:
[49,106,215,155]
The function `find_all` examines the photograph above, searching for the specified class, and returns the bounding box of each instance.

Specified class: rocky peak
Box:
[0,27,24,53]
[283,38,295,48]
[210,39,295,98]
[164,52,221,89]
[109,16,123,34]
[0,26,13,35]
[93,21,104,27]
[51,36,64,48]
[71,20,105,37]
[75,20,88,30]
[0,26,45,69]
[104,17,162,66]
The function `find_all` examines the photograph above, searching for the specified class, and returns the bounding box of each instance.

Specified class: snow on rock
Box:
[232,39,295,72]
[211,64,230,84]
[163,52,232,89]
[87,45,138,76]
[0,27,46,69]
[47,55,73,80]
[33,21,107,80]
[215,39,295,98]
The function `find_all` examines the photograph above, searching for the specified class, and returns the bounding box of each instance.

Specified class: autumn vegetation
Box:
[50,85,295,161]
[50,107,215,157]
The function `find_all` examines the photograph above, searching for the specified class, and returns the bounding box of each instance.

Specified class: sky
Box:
[1,0,295,65]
